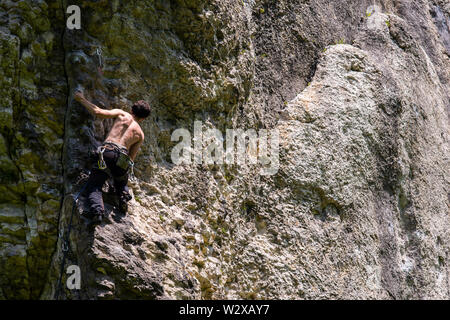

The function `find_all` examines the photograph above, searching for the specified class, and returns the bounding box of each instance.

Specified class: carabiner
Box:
[128,160,137,182]
[97,146,107,170]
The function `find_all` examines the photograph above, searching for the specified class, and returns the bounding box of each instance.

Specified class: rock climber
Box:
[74,90,150,223]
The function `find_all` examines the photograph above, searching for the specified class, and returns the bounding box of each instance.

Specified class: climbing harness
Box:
[95,142,137,185]
[55,181,89,300]
[99,142,135,176]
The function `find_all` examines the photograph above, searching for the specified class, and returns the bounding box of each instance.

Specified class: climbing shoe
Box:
[84,210,104,225]
[91,212,103,224]
[118,196,129,214]
[121,190,132,202]
[118,192,132,214]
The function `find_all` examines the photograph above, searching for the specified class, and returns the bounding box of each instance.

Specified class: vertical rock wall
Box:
[0,0,449,299]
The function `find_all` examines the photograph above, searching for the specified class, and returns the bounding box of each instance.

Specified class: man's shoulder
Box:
[117,109,131,117]
[106,108,129,119]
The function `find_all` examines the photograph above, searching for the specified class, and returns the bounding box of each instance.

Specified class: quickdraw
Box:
[128,160,137,182]
[96,47,104,72]
[97,146,107,169]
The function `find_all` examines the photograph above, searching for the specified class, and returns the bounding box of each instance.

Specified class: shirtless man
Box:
[74,91,150,223]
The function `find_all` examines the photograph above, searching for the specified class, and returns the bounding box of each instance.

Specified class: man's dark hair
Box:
[131,100,151,119]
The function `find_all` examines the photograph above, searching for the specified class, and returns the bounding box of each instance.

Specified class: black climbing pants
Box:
[86,146,130,215]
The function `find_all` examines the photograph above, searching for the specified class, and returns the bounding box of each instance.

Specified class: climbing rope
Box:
[55,181,89,300]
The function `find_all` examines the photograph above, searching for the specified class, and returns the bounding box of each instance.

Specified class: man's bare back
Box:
[74,91,145,161]
[105,112,144,160]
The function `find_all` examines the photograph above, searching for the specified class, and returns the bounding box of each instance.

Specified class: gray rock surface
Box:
[0,0,449,299]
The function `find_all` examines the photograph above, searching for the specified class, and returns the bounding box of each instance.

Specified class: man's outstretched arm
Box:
[74,91,123,119]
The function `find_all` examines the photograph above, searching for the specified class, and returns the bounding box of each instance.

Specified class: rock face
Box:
[0,0,449,299]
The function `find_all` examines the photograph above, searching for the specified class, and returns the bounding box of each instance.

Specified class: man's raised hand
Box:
[74,90,84,102]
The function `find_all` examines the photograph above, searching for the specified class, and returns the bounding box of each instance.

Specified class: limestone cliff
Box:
[0,0,449,299]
